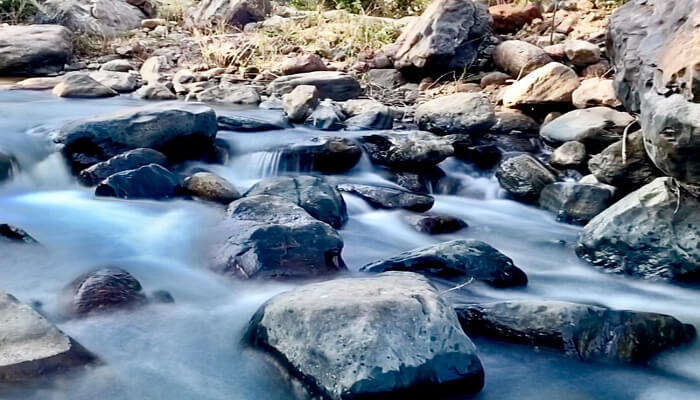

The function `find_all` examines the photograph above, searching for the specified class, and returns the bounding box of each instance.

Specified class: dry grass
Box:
[157,0,195,23]
[289,0,430,18]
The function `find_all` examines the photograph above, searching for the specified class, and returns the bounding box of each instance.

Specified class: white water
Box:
[0,91,698,399]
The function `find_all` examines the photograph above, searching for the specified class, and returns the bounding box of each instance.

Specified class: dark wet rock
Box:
[493,40,553,78]
[362,239,526,287]
[539,182,612,224]
[0,151,16,183]
[338,183,434,212]
[269,71,362,101]
[588,130,661,193]
[453,140,503,169]
[366,68,407,89]
[344,110,393,131]
[393,0,491,74]
[358,131,454,170]
[183,172,240,204]
[217,113,292,132]
[384,168,446,193]
[211,195,346,279]
[489,110,539,135]
[403,214,467,234]
[0,224,38,244]
[414,93,495,136]
[95,164,181,200]
[0,290,96,382]
[278,137,362,174]
[456,300,696,364]
[540,107,636,151]
[245,176,347,228]
[577,177,700,282]
[78,148,168,186]
[65,268,146,316]
[479,132,542,155]
[150,290,175,304]
[306,100,344,131]
[52,74,118,98]
[187,0,271,29]
[0,25,72,76]
[550,141,586,169]
[55,103,217,170]
[244,272,485,399]
[496,154,556,202]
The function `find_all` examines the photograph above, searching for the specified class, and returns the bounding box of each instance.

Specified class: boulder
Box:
[278,137,362,174]
[306,100,344,131]
[358,131,454,170]
[0,25,73,76]
[194,84,261,105]
[280,53,327,75]
[572,78,621,109]
[550,141,586,169]
[608,0,700,184]
[0,151,16,183]
[217,113,292,132]
[339,99,389,117]
[456,300,696,363]
[183,172,240,204]
[89,70,140,93]
[489,3,542,33]
[270,71,362,101]
[502,62,579,107]
[452,141,502,169]
[362,239,527,288]
[563,40,601,66]
[10,77,62,90]
[540,107,635,150]
[134,83,177,100]
[344,110,393,131]
[588,130,661,193]
[187,0,271,28]
[496,154,556,202]
[101,59,135,72]
[493,40,553,78]
[245,272,484,399]
[95,164,181,200]
[577,177,700,282]
[64,268,146,316]
[0,224,37,244]
[489,110,539,134]
[393,0,491,73]
[55,103,217,170]
[141,18,166,29]
[582,60,611,78]
[0,290,96,382]
[366,68,407,90]
[337,183,434,212]
[403,214,467,234]
[52,74,118,98]
[38,0,147,36]
[480,71,511,88]
[79,148,168,186]
[139,55,171,86]
[414,93,495,135]
[245,176,347,228]
[211,195,346,279]
[282,85,319,122]
[539,182,613,224]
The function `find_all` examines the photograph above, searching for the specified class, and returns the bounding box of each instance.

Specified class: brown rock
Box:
[493,40,553,78]
[503,62,579,107]
[280,54,327,75]
[572,78,621,109]
[489,3,542,33]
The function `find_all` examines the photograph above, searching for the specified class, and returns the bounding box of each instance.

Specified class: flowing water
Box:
[0,90,699,400]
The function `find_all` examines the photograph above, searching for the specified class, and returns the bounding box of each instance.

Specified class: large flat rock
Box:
[0,25,72,76]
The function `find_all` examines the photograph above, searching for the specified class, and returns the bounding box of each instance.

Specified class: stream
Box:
[0,90,699,399]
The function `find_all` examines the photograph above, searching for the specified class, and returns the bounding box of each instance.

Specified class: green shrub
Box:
[289,0,430,18]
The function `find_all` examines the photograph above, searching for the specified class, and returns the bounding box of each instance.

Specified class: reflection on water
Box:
[0,91,698,399]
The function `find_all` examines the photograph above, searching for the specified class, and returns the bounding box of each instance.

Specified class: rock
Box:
[572,78,621,109]
[540,107,635,150]
[10,77,62,90]
[577,177,700,281]
[337,183,434,212]
[550,141,586,168]
[280,53,327,75]
[393,0,491,73]
[0,25,72,76]
[0,290,96,382]
[172,69,195,94]
[361,239,527,287]
[539,182,613,223]
[456,300,696,363]
[0,151,16,183]
[245,176,347,228]
[89,71,139,93]
[278,137,362,174]
[493,40,553,78]
[78,148,168,186]
[582,60,611,78]
[195,84,261,105]
[306,100,344,131]
[345,110,393,130]
[588,131,660,193]
[496,154,556,202]
[141,18,166,29]
[183,172,240,204]
[489,3,542,33]
[37,0,147,36]
[339,99,390,117]
[564,39,601,66]
[358,131,454,170]
[452,140,502,169]
[489,110,539,134]
[366,68,407,90]
[65,268,146,316]
[217,113,292,132]
[187,0,271,29]
[139,55,171,86]
[608,0,700,184]
[211,195,345,279]
[282,85,319,122]
[480,71,511,88]
[134,83,177,100]
[502,62,579,107]
[245,272,484,399]
[95,164,181,200]
[150,290,174,304]
[270,71,362,101]
[543,43,566,59]
[52,74,118,98]
[0,224,37,244]
[55,103,217,170]
[403,214,467,234]
[414,93,495,135]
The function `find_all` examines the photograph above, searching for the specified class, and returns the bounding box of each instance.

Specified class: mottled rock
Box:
[539,182,612,224]
[0,25,73,76]
[187,0,271,29]
[183,172,240,204]
[338,183,434,212]
[540,107,635,150]
[65,268,146,316]
[572,78,621,109]
[496,154,556,202]
[278,137,362,174]
[359,131,454,170]
[134,84,177,100]
[95,164,180,200]
[415,93,495,135]
[550,141,586,168]
[79,148,168,186]
[493,40,553,78]
[52,74,118,98]
[270,71,362,101]
[280,53,327,75]
[564,40,601,66]
[503,62,579,107]
[89,70,139,93]
[282,85,319,122]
